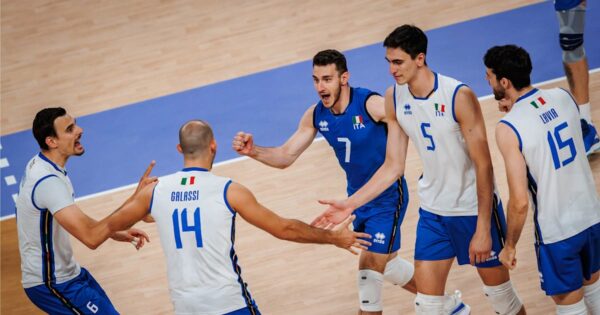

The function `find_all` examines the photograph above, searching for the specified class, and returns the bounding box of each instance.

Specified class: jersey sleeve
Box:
[33,176,75,214]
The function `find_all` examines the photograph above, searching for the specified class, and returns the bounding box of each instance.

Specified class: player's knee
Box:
[557,8,586,62]
[414,293,445,315]
[358,269,384,312]
[483,280,523,315]
[383,256,414,287]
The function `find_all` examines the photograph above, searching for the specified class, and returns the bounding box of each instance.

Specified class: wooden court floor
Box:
[4,1,599,314]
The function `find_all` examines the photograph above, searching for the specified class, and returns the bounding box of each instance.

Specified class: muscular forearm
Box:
[347,162,401,210]
[277,219,336,244]
[505,199,528,248]
[474,162,494,227]
[251,145,296,169]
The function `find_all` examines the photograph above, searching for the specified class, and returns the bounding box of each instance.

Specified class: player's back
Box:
[150,167,254,315]
[501,88,600,244]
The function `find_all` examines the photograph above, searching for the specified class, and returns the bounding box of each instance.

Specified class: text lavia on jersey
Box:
[539,108,559,125]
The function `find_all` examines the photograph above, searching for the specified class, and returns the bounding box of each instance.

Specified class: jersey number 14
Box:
[172,207,203,249]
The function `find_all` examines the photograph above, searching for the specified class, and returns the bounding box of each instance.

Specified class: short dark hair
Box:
[32,107,67,150]
[179,120,214,158]
[484,45,532,90]
[312,49,348,74]
[383,24,428,59]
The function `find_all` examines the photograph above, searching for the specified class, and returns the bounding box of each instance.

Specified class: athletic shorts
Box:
[24,267,118,315]
[414,196,506,268]
[536,222,600,296]
[353,177,409,254]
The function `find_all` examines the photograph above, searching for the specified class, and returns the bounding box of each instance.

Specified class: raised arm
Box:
[232,105,318,169]
[495,122,529,270]
[227,182,371,254]
[312,89,408,227]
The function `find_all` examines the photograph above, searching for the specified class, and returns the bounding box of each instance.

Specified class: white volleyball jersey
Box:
[16,153,81,288]
[395,73,479,216]
[501,88,600,244]
[150,167,255,315]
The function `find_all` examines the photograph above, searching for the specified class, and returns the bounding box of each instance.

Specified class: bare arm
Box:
[227,182,371,254]
[106,182,157,232]
[454,86,495,264]
[312,89,408,226]
[232,106,318,169]
[346,90,408,208]
[496,123,529,269]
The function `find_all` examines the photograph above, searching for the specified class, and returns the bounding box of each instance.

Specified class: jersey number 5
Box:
[420,123,436,151]
[547,122,577,170]
[172,207,203,249]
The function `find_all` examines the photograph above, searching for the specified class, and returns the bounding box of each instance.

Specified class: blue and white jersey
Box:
[16,153,81,288]
[150,168,255,315]
[313,87,401,209]
[395,73,480,216]
[500,88,600,244]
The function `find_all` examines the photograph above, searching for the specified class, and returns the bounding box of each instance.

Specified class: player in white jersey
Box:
[313,25,526,315]
[16,107,152,314]
[484,44,600,315]
[107,120,372,315]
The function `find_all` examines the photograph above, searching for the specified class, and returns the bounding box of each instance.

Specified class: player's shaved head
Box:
[179,120,214,158]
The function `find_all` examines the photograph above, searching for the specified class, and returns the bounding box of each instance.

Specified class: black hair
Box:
[484,45,532,90]
[383,24,428,59]
[312,49,348,74]
[32,107,67,150]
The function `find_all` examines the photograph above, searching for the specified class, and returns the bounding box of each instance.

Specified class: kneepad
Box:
[483,281,523,315]
[414,293,445,315]
[557,6,586,62]
[358,270,383,312]
[384,256,414,287]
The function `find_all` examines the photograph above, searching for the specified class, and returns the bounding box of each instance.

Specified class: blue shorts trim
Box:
[536,223,600,296]
[414,197,506,268]
[225,304,262,315]
[24,268,118,315]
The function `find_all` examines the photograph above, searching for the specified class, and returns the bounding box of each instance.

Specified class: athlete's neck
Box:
[183,157,213,171]
[330,85,351,114]
[408,68,435,99]
[41,150,68,168]
[510,85,535,105]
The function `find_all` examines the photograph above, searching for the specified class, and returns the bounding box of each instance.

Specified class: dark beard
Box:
[493,87,505,101]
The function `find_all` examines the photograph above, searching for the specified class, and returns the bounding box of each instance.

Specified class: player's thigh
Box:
[359,250,397,272]
[476,265,511,286]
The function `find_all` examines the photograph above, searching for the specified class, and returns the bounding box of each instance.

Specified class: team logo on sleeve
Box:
[404,104,412,115]
[318,120,329,132]
[352,115,365,130]
[434,103,446,117]
[374,232,386,244]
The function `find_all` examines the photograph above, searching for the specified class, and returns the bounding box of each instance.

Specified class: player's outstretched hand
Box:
[311,199,353,229]
[498,246,517,270]
[111,228,150,250]
[232,131,255,156]
[135,161,158,194]
[332,215,371,255]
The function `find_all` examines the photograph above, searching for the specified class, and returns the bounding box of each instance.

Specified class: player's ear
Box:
[341,71,350,86]
[416,52,426,67]
[500,77,510,89]
[176,144,183,154]
[210,139,217,154]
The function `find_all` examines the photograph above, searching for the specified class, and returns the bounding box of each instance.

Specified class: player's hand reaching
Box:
[498,97,512,113]
[498,246,517,270]
[332,215,372,255]
[110,228,150,250]
[232,131,256,156]
[469,228,492,265]
[311,199,354,229]
[135,161,158,194]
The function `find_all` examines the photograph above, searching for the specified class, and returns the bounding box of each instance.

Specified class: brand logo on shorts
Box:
[539,272,544,283]
[318,120,329,132]
[485,250,498,262]
[374,232,386,244]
